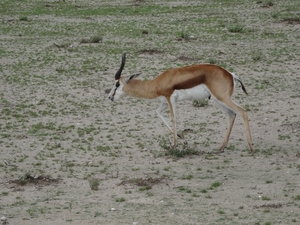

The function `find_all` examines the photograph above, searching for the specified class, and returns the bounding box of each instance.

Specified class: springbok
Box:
[108,53,254,153]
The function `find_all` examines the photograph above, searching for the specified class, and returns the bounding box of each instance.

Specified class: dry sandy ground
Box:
[0,0,300,225]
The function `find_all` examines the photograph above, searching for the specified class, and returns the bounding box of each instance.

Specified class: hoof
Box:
[218,147,225,153]
[169,144,178,152]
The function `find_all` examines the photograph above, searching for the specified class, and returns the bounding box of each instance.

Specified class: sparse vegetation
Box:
[80,35,103,44]
[193,99,209,107]
[210,181,221,189]
[19,15,28,21]
[88,178,100,190]
[294,195,300,201]
[0,0,299,224]
[228,24,245,33]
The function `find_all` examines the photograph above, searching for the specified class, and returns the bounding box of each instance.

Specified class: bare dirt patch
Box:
[118,176,169,188]
[8,174,61,187]
[138,49,164,55]
[0,0,300,225]
[281,18,300,25]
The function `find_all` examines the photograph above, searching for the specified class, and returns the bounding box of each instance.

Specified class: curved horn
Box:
[114,52,126,80]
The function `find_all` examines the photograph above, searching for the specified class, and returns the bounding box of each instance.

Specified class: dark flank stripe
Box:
[173,74,206,90]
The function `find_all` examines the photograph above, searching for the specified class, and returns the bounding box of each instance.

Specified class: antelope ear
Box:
[124,73,141,83]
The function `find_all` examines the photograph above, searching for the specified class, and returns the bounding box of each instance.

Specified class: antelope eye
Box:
[116,81,120,88]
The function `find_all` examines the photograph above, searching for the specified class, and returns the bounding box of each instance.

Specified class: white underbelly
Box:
[173,84,211,101]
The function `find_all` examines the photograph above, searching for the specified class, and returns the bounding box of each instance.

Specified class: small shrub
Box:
[201,189,207,193]
[251,50,264,62]
[179,31,190,40]
[90,35,103,43]
[1,191,9,196]
[261,196,271,201]
[89,178,100,190]
[18,173,30,185]
[193,99,209,107]
[182,174,193,180]
[139,186,151,191]
[208,58,217,64]
[218,209,225,214]
[228,24,244,33]
[262,0,274,7]
[19,16,28,21]
[211,181,221,189]
[294,195,300,201]
[115,197,126,202]
[94,211,102,217]
[177,186,191,193]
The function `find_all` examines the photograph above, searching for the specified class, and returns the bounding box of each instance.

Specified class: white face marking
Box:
[108,80,125,101]
[173,84,211,102]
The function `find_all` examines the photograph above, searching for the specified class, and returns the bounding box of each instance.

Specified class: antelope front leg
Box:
[156,102,183,141]
[168,96,179,152]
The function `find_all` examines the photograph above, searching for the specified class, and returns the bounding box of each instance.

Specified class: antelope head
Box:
[108,53,141,101]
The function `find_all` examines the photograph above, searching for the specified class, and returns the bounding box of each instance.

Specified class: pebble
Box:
[133,222,138,225]
[1,216,7,221]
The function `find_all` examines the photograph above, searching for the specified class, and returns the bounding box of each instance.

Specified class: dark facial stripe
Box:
[110,81,120,100]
